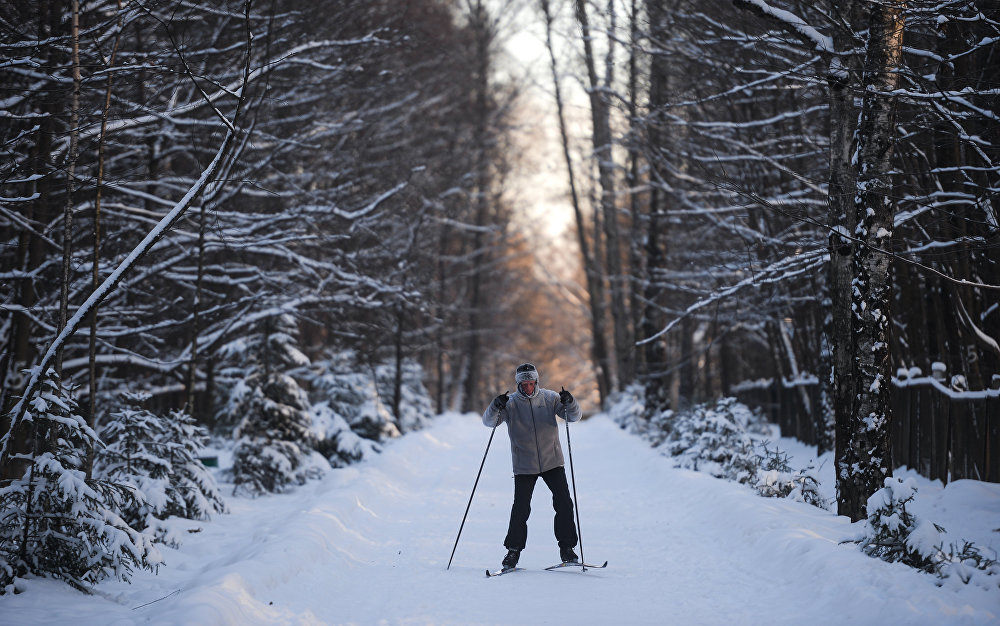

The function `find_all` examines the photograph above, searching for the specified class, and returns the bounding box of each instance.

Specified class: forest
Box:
[1,0,997,593]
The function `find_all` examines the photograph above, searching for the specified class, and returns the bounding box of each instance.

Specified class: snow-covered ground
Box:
[4,412,998,625]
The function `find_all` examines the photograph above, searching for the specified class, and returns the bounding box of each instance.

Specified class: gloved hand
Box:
[559,387,573,405]
[492,391,509,411]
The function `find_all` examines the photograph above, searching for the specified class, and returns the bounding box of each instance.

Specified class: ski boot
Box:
[559,546,579,564]
[502,549,520,570]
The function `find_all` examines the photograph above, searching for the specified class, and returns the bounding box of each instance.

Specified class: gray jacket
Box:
[482,388,582,475]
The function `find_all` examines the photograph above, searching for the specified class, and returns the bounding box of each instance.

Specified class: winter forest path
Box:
[7,413,997,625]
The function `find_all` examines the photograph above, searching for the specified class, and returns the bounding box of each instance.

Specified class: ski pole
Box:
[565,415,586,571]
[447,404,504,570]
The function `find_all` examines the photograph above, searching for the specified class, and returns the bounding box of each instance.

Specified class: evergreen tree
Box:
[224,314,325,496]
[857,478,998,587]
[664,397,758,476]
[95,393,226,536]
[231,374,326,496]
[375,358,433,434]
[309,352,402,442]
[308,400,382,469]
[0,371,160,592]
[303,352,435,468]
[161,408,227,520]
[94,393,169,533]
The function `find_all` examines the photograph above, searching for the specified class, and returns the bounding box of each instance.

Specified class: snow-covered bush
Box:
[374,358,433,433]
[859,476,943,570]
[608,383,644,428]
[937,541,1000,588]
[231,373,328,496]
[308,401,382,468]
[0,370,161,593]
[856,476,998,588]
[218,314,327,496]
[160,407,228,518]
[750,443,825,508]
[95,392,226,538]
[310,353,400,442]
[609,383,680,447]
[301,352,435,468]
[216,313,311,433]
[610,384,650,432]
[611,391,827,509]
[663,397,757,477]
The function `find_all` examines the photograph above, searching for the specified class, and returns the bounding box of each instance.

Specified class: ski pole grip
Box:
[493,390,508,427]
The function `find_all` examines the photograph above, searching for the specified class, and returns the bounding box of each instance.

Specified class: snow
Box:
[3,413,998,625]
[736,0,834,53]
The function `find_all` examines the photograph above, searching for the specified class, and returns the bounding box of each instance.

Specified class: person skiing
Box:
[482,362,582,571]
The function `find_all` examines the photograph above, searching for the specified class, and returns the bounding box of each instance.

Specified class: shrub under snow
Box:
[0,371,161,593]
[304,352,433,467]
[609,384,672,447]
[95,392,227,541]
[742,442,824,507]
[663,397,757,476]
[856,476,998,589]
[374,359,433,433]
[612,393,827,509]
[230,374,329,497]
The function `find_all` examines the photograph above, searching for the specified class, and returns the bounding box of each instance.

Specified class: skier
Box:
[482,362,582,571]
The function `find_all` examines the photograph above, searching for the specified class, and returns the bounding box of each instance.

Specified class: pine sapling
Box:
[95,393,226,540]
[859,476,944,571]
[0,371,161,593]
[857,476,999,588]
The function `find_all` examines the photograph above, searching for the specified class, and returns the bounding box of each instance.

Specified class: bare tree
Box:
[574,0,630,395]
[0,0,257,474]
[540,0,612,405]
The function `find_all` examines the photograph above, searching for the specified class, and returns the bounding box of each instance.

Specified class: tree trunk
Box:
[626,0,645,380]
[87,0,124,479]
[435,224,450,413]
[393,303,404,422]
[640,0,672,418]
[186,202,207,415]
[542,0,611,405]
[57,0,82,378]
[575,0,627,393]
[827,0,867,515]
[460,1,493,412]
[844,0,906,522]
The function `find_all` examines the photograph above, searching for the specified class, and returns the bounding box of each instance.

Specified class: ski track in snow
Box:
[3,413,999,625]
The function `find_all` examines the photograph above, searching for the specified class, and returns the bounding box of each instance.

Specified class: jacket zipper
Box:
[528,397,542,473]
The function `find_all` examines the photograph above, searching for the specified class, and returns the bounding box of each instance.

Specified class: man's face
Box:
[520,380,536,394]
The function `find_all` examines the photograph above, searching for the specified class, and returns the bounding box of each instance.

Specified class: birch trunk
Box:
[827,0,865,510]
[846,0,906,522]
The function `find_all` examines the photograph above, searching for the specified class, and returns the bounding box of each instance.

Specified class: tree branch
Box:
[732,0,834,54]
[0,0,256,469]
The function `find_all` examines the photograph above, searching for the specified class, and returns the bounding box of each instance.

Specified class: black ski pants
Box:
[504,465,578,551]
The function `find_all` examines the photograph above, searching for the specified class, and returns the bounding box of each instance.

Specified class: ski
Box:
[487,561,606,576]
[486,567,524,577]
[543,560,607,572]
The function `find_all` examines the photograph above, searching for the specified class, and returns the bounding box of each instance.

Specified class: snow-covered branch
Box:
[1,0,256,466]
[731,0,834,54]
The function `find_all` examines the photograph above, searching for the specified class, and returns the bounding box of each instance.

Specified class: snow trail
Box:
[3,412,997,625]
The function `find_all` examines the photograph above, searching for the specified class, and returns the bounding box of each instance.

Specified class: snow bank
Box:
[2,413,997,625]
